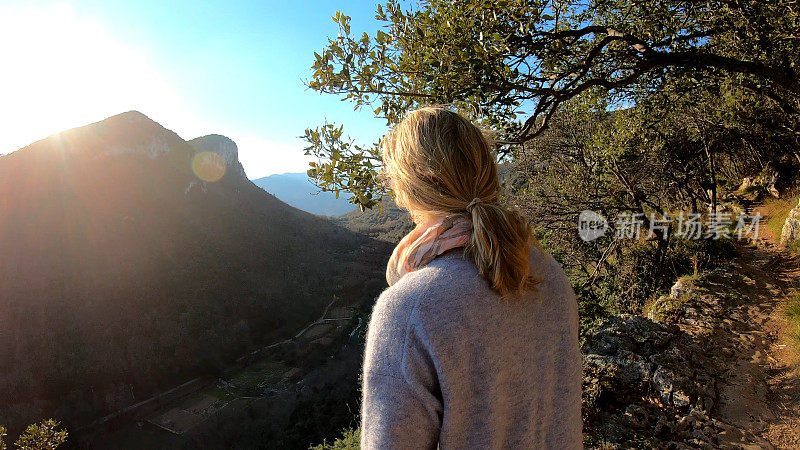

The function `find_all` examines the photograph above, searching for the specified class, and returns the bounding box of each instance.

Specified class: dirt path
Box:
[749,204,800,448]
[689,199,800,448]
[631,199,799,448]
[688,244,799,448]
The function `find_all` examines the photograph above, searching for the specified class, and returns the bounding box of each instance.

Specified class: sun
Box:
[0,3,186,155]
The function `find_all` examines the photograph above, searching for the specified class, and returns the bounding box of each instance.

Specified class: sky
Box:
[0,1,387,178]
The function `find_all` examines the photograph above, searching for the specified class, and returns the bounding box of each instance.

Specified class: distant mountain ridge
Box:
[253,172,356,216]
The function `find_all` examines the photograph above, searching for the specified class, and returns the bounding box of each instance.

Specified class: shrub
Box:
[310,427,360,450]
[0,420,67,450]
[573,236,735,340]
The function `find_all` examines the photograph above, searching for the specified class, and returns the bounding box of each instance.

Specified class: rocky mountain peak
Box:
[187,134,247,179]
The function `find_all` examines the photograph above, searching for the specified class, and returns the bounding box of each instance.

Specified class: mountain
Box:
[335,196,414,243]
[253,172,356,216]
[0,111,385,433]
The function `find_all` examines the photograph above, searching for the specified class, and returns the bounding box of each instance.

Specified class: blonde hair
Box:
[381,106,537,298]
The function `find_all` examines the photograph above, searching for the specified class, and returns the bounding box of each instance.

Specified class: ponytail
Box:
[466,198,537,298]
[381,106,539,299]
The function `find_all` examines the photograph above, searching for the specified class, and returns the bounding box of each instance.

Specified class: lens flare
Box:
[191,152,226,182]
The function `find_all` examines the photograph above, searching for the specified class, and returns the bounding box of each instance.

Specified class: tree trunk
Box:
[655,222,671,267]
[705,143,718,214]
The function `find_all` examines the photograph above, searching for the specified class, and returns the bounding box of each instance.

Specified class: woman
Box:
[360,106,582,449]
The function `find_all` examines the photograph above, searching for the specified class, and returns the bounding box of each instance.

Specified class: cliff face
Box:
[187,134,247,180]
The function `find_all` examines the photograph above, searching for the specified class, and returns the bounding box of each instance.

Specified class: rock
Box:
[624,404,649,429]
[754,166,781,198]
[654,415,675,436]
[723,200,745,216]
[738,177,753,192]
[780,197,800,248]
[671,277,697,299]
[672,388,692,409]
[652,366,679,406]
[187,134,248,179]
[582,315,713,447]
[767,184,780,198]
[738,165,787,199]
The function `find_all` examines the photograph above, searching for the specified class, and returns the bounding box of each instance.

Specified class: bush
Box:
[667,236,736,274]
[573,236,735,340]
[0,420,67,450]
[310,427,360,450]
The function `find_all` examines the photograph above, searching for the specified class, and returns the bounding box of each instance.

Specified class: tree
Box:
[303,0,798,333]
[304,0,799,209]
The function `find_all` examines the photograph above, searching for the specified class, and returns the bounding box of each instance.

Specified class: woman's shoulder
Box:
[527,245,579,328]
[365,260,463,376]
[373,256,470,319]
[370,246,575,337]
[529,245,571,290]
[381,246,571,307]
[369,254,479,333]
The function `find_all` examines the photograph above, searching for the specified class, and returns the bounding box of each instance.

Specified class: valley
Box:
[75,291,365,449]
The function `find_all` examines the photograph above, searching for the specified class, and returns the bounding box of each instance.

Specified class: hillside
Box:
[0,111,386,435]
[334,196,413,243]
[253,172,356,216]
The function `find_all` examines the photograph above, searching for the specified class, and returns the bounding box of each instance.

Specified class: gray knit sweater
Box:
[361,247,582,449]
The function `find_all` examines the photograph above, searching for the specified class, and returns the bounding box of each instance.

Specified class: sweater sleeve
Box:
[360,283,442,450]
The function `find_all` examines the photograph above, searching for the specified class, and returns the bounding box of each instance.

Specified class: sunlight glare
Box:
[0,3,195,154]
[192,151,227,182]
[0,4,321,178]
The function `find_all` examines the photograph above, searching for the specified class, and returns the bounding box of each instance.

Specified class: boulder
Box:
[754,166,781,198]
[780,197,800,248]
[582,315,717,448]
[738,165,782,199]
[670,276,697,299]
[737,177,753,192]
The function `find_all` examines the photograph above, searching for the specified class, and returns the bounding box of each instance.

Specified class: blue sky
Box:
[0,1,386,178]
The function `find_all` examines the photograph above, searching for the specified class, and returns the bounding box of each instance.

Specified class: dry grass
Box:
[785,292,800,351]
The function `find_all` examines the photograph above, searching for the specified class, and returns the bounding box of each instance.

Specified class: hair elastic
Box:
[466,197,483,211]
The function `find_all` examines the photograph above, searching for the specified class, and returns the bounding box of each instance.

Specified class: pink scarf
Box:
[386,215,473,286]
